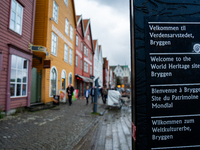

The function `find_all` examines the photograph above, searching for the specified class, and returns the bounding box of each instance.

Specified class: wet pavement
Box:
[0,98,106,150]
[73,99,132,150]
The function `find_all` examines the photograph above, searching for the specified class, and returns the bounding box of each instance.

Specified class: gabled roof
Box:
[110,66,117,71]
[82,19,94,53]
[76,15,84,37]
[76,15,81,22]
[71,0,77,27]
[93,40,97,52]
[99,45,101,52]
[83,19,89,32]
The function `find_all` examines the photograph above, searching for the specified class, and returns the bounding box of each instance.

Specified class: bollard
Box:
[93,77,99,113]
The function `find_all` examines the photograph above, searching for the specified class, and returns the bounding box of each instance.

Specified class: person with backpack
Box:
[102,85,108,104]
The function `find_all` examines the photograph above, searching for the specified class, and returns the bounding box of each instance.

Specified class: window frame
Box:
[49,66,58,97]
[10,55,28,97]
[81,60,83,70]
[90,66,92,75]
[51,32,58,56]
[9,0,24,35]
[70,25,73,41]
[52,0,59,23]
[76,35,78,47]
[61,70,67,90]
[65,18,69,36]
[64,0,68,6]
[64,44,68,62]
[90,52,92,61]
[75,55,78,67]
[68,72,73,85]
[81,42,83,52]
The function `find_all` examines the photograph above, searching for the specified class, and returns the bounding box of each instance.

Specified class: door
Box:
[31,68,42,103]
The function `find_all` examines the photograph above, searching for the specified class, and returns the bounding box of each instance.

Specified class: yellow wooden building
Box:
[32,0,76,104]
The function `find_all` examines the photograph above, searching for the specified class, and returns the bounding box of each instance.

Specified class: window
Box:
[84,62,88,73]
[10,55,28,97]
[88,34,90,41]
[70,25,73,40]
[64,0,68,6]
[90,66,92,75]
[84,46,86,55]
[61,70,66,90]
[65,18,69,35]
[9,0,23,35]
[69,49,73,65]
[81,60,83,70]
[75,55,78,67]
[50,67,57,96]
[76,35,78,46]
[53,1,58,23]
[90,52,92,61]
[64,44,68,62]
[51,32,58,56]
[81,42,83,52]
[69,73,72,85]
[86,48,88,57]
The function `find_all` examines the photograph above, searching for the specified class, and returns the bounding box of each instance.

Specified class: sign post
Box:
[131,0,200,149]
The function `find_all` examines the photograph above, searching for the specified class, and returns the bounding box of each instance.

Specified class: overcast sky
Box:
[74,0,130,67]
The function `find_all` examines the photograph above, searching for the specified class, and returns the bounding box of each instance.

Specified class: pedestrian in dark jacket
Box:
[90,86,95,104]
[66,83,74,106]
[102,85,108,104]
[84,86,91,105]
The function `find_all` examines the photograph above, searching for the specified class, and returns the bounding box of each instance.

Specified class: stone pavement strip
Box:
[0,98,106,150]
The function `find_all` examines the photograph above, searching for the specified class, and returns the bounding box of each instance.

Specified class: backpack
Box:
[102,88,107,95]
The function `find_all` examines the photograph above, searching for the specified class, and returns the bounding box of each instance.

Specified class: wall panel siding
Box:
[0,0,35,111]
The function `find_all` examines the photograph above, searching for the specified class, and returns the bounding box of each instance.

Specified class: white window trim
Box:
[49,66,58,97]
[75,55,78,67]
[61,69,67,90]
[64,0,68,7]
[52,0,59,24]
[68,72,73,85]
[64,44,68,63]
[81,42,83,52]
[10,0,24,35]
[10,55,28,98]
[76,35,78,46]
[65,18,69,36]
[81,59,83,70]
[51,32,58,56]
[70,25,73,41]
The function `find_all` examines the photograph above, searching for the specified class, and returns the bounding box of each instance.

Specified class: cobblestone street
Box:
[0,98,106,150]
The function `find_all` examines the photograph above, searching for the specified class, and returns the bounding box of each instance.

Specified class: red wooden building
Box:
[0,0,36,112]
[75,15,94,96]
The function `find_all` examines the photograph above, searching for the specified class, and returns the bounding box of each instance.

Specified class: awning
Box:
[75,74,93,83]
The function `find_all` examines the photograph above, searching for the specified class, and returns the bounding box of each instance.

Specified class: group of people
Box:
[65,83,109,106]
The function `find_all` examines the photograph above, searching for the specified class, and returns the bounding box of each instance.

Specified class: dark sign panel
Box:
[132,0,200,150]
[146,18,200,149]
[43,60,51,68]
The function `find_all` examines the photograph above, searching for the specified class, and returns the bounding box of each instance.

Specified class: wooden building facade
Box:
[75,15,94,97]
[0,0,36,112]
[32,0,76,104]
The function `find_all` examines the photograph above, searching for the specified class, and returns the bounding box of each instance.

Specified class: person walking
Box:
[84,86,91,105]
[66,83,74,106]
[102,85,108,104]
[90,85,95,104]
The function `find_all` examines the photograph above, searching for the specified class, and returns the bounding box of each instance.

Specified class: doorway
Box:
[31,68,42,103]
